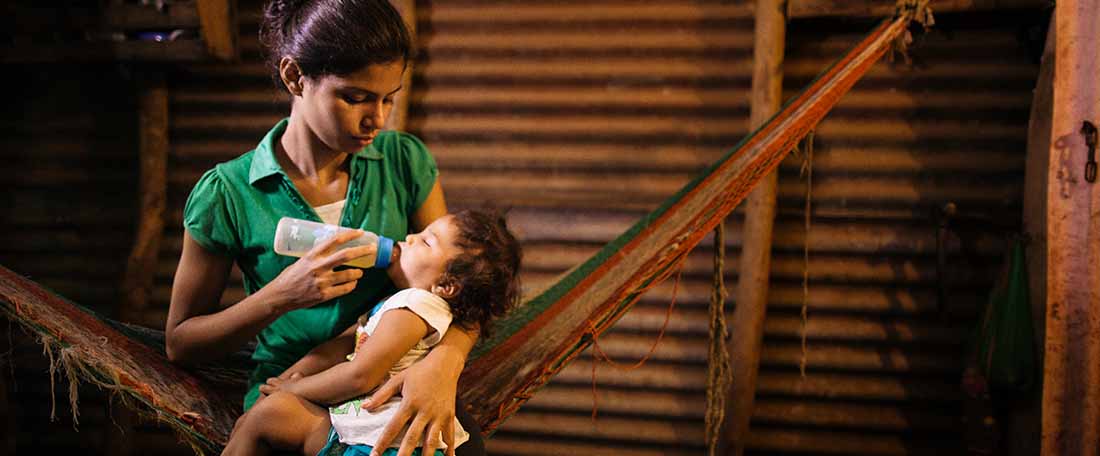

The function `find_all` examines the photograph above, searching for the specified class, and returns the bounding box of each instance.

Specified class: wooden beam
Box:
[724,0,786,454]
[788,0,1050,18]
[105,70,169,456]
[103,3,201,29]
[0,4,199,32]
[195,0,237,61]
[1024,15,1052,370]
[120,71,168,326]
[1014,13,1054,456]
[0,40,208,64]
[1041,2,1100,455]
[385,0,416,132]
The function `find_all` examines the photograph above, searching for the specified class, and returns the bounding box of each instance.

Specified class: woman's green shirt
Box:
[182,119,438,409]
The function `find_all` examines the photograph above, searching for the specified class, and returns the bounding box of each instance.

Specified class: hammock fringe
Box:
[31,315,216,456]
[0,266,235,454]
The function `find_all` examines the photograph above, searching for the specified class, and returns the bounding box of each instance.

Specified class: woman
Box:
[164,1,483,455]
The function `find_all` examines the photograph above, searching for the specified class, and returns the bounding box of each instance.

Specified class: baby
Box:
[222,209,522,456]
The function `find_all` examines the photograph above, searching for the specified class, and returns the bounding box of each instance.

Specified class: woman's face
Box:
[297,60,405,154]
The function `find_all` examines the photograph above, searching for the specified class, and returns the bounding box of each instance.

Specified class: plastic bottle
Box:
[273,217,395,269]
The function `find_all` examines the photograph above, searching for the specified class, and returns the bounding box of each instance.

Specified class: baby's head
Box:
[387,209,522,337]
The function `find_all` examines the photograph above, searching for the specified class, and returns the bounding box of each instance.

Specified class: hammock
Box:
[0,13,915,455]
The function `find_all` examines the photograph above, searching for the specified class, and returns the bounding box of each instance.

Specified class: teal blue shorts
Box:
[317,428,445,456]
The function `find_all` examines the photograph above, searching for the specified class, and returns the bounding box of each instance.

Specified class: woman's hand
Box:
[362,351,463,456]
[266,229,376,313]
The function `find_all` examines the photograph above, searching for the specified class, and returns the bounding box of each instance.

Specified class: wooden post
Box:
[195,0,238,61]
[1041,2,1100,455]
[1016,13,1054,456]
[724,1,785,454]
[119,71,169,325]
[1024,14,1054,371]
[385,0,416,132]
[104,70,169,456]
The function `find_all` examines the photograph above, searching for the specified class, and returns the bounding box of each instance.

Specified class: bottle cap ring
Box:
[374,236,395,269]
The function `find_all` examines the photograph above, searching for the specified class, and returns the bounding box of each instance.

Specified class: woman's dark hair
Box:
[439,209,523,339]
[260,0,413,85]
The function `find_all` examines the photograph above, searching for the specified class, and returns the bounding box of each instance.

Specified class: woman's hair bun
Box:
[259,0,412,87]
[260,0,309,52]
[264,0,309,22]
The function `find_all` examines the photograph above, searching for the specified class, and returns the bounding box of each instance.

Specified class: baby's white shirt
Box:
[329,288,470,450]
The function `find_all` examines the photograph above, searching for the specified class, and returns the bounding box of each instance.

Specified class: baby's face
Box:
[386,215,462,292]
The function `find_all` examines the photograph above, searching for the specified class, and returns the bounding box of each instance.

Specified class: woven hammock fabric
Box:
[461,15,911,433]
[0,14,911,453]
[0,265,239,453]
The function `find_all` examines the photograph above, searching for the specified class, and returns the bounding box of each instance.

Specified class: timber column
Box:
[385,0,416,132]
[1041,1,1100,455]
[724,0,786,454]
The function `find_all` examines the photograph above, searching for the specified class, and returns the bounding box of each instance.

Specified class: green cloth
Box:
[183,118,439,410]
[972,239,1036,392]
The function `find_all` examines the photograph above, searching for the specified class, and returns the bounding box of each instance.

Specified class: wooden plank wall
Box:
[0,2,1043,455]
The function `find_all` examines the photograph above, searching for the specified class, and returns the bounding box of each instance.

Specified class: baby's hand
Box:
[259,372,303,395]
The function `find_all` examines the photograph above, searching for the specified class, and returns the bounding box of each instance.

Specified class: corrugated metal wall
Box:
[410,3,750,455]
[0,65,140,452]
[745,13,1035,455]
[1,2,1040,455]
[397,5,1031,456]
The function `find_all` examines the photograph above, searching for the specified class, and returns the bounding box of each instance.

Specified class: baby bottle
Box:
[273,217,395,269]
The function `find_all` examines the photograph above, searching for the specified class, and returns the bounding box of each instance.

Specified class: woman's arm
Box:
[276,309,429,404]
[166,229,375,364]
[165,232,275,363]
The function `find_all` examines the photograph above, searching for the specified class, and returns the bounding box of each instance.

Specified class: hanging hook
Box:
[1082,121,1097,183]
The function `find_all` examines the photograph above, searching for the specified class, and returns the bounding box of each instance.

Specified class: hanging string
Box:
[891,0,935,64]
[589,263,685,422]
[798,131,815,378]
[705,222,731,456]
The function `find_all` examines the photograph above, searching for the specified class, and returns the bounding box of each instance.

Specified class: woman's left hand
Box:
[363,349,462,456]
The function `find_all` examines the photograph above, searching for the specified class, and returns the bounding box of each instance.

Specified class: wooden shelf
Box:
[0,40,209,64]
[0,1,235,63]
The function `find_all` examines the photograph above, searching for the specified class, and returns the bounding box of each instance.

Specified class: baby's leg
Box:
[222,391,332,456]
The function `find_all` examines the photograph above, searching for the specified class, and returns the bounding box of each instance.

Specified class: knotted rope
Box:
[705,223,731,455]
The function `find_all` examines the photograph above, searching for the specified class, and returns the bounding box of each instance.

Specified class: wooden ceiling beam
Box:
[196,0,238,61]
[788,0,1050,18]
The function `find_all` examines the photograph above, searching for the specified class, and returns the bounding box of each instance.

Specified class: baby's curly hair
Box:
[438,209,522,338]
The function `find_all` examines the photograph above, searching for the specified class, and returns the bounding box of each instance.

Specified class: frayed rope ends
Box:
[41,339,82,428]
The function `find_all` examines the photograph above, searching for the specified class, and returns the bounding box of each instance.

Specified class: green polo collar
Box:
[248,118,385,185]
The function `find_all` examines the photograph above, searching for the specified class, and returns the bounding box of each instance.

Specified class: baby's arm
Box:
[278,322,359,379]
[277,308,429,405]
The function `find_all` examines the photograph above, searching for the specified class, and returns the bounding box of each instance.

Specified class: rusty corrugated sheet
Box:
[746,13,1034,455]
[153,3,1039,456]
